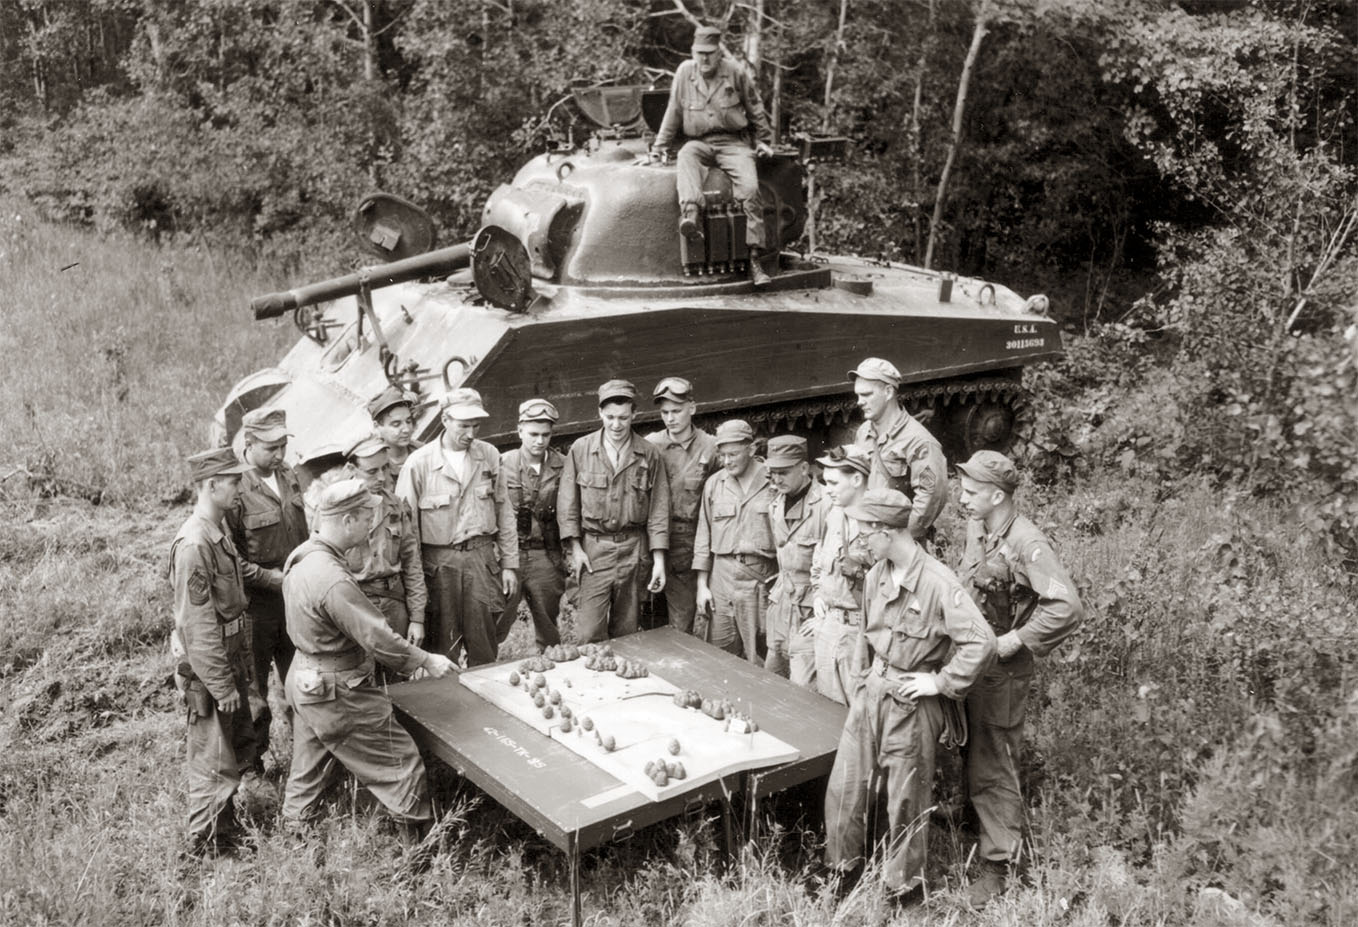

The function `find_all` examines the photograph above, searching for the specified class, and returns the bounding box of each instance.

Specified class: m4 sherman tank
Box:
[217,86,1061,472]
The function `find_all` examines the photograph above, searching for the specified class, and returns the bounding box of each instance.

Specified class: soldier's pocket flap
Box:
[419,493,452,509]
[242,510,281,530]
[292,669,337,705]
[713,502,736,519]
[582,473,608,489]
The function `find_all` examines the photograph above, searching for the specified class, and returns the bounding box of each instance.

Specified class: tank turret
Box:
[216,84,1060,470]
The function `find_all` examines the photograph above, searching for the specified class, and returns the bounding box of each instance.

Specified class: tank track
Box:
[696,375,1033,461]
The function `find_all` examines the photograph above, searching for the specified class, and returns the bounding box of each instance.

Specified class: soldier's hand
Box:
[502,569,519,598]
[755,142,774,159]
[895,672,940,700]
[696,585,713,616]
[422,653,457,678]
[812,596,827,621]
[407,621,425,647]
[217,690,242,715]
[647,561,665,594]
[798,616,820,638]
[996,630,1024,660]
[572,547,592,578]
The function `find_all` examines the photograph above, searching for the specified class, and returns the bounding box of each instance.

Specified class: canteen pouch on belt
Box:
[185,679,215,723]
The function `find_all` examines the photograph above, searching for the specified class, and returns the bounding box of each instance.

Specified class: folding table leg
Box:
[569,832,582,927]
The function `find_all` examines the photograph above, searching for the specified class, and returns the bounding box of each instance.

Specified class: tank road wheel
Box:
[942,388,1033,460]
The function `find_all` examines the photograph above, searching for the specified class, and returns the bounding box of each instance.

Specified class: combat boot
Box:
[965,859,1008,908]
[749,250,772,287]
[679,205,704,242]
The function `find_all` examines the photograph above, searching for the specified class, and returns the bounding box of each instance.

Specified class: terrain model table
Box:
[389,627,847,925]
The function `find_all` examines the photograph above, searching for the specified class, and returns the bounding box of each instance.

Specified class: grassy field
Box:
[2,203,1355,926]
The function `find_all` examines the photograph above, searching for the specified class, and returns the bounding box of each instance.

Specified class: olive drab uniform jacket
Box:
[811,506,875,613]
[346,486,427,613]
[692,462,776,572]
[957,511,1083,657]
[503,447,566,558]
[861,546,995,698]
[653,57,775,151]
[855,408,948,540]
[770,481,828,616]
[283,539,430,675]
[169,512,252,703]
[557,431,671,551]
[226,466,309,591]
[397,439,519,569]
[646,429,719,573]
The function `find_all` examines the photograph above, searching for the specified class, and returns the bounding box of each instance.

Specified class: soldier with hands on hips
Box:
[823,489,996,901]
[955,450,1083,906]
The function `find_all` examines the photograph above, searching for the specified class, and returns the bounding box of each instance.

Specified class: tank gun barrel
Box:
[250,242,472,320]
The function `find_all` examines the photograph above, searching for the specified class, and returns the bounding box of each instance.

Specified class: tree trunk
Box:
[808,0,850,254]
[908,0,936,262]
[924,0,988,270]
[363,0,379,185]
[744,0,765,70]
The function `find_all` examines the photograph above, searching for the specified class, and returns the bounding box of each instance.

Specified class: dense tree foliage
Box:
[1,0,1354,549]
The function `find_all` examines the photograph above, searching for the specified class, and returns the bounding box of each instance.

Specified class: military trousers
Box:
[423,541,503,667]
[283,662,431,825]
[659,539,699,634]
[676,134,765,248]
[363,591,411,684]
[964,652,1033,863]
[498,546,565,651]
[184,656,256,843]
[764,598,816,686]
[703,555,773,662]
[824,672,945,894]
[814,610,862,706]
[575,531,647,643]
[246,587,294,751]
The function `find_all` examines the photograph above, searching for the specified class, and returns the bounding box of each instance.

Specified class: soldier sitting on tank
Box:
[652,24,776,287]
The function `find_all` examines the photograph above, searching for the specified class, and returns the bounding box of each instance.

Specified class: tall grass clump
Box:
[0,199,296,504]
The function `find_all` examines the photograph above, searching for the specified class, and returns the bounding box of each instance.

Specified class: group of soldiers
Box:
[170,355,1083,907]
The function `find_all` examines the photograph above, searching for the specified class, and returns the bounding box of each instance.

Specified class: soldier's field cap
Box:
[957,449,1020,493]
[692,25,722,51]
[817,444,870,477]
[847,357,902,387]
[367,385,414,420]
[345,435,388,460]
[845,488,913,527]
[188,447,250,482]
[598,379,638,406]
[241,407,290,443]
[652,376,694,404]
[440,387,488,421]
[765,435,807,467]
[317,478,375,517]
[715,419,755,446]
[518,398,560,423]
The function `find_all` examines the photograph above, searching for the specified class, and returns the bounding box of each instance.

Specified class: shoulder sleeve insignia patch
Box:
[187,568,210,607]
[952,587,965,608]
[1031,547,1043,562]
